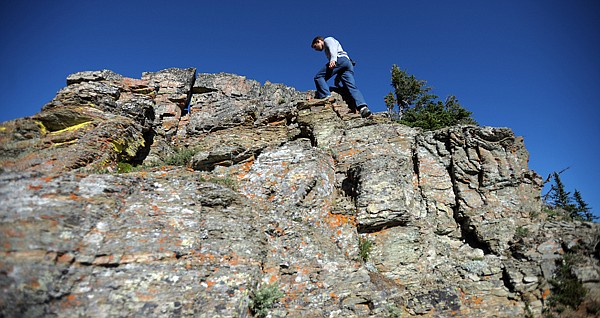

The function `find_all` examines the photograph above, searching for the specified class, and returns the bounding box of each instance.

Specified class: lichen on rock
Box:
[0,69,598,318]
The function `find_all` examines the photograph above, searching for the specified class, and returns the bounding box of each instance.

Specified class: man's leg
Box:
[314,65,333,98]
[339,69,367,107]
[331,77,357,111]
[338,62,371,117]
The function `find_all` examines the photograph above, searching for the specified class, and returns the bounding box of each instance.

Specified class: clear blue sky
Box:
[1,0,599,218]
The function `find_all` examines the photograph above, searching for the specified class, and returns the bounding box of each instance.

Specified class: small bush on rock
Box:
[163,147,196,166]
[547,253,587,313]
[250,283,284,317]
[359,236,373,262]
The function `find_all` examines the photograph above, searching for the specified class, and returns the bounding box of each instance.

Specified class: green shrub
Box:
[358,236,373,262]
[514,226,529,241]
[94,161,141,174]
[548,253,587,311]
[386,304,403,317]
[163,147,196,166]
[250,283,284,317]
[116,162,134,173]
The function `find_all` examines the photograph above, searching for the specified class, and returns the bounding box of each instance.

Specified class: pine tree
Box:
[547,172,572,210]
[544,171,594,221]
[385,65,477,130]
[573,190,594,221]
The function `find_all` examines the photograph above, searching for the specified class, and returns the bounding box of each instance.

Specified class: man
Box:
[311,36,372,118]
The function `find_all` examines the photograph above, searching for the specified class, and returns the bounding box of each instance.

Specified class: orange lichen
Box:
[30,279,41,289]
[267,119,287,126]
[136,292,156,301]
[41,176,54,183]
[268,275,278,284]
[325,212,356,228]
[336,148,361,160]
[1,227,24,238]
[62,294,82,307]
[470,296,483,306]
[541,288,551,300]
[205,280,216,288]
[57,253,75,264]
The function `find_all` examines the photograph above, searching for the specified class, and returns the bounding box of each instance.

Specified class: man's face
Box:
[312,40,324,51]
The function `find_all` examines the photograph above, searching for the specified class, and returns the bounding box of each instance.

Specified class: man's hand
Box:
[328,60,336,69]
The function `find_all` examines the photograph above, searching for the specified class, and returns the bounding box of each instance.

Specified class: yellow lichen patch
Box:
[111,136,145,158]
[111,139,126,154]
[49,121,91,135]
[0,126,6,132]
[51,139,77,147]
[35,120,48,135]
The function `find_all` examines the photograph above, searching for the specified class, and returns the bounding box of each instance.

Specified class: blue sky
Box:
[1,0,599,218]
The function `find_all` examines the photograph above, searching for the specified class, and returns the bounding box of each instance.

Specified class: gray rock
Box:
[66,69,124,85]
[1,69,599,318]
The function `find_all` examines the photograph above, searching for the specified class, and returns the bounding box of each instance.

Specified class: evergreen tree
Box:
[544,171,595,221]
[573,190,594,221]
[385,65,477,130]
[547,172,573,211]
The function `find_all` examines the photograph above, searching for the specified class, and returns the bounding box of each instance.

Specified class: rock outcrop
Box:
[1,68,598,317]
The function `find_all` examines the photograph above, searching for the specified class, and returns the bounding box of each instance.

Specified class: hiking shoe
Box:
[359,106,372,118]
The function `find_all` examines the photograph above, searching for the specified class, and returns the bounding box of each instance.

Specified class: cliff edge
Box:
[1,68,598,317]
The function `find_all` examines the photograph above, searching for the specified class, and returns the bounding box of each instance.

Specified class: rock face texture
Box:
[1,69,599,317]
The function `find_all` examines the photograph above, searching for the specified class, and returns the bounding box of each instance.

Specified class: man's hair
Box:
[311,36,324,47]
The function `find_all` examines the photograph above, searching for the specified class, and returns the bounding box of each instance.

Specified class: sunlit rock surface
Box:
[1,69,598,317]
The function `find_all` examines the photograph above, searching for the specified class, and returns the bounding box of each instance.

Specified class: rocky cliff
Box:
[1,68,599,317]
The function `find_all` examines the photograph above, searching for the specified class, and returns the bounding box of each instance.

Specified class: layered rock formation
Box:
[1,68,598,317]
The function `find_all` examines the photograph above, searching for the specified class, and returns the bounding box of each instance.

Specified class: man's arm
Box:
[323,37,339,69]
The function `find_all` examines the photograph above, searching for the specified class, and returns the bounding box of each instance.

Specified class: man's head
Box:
[311,36,324,51]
